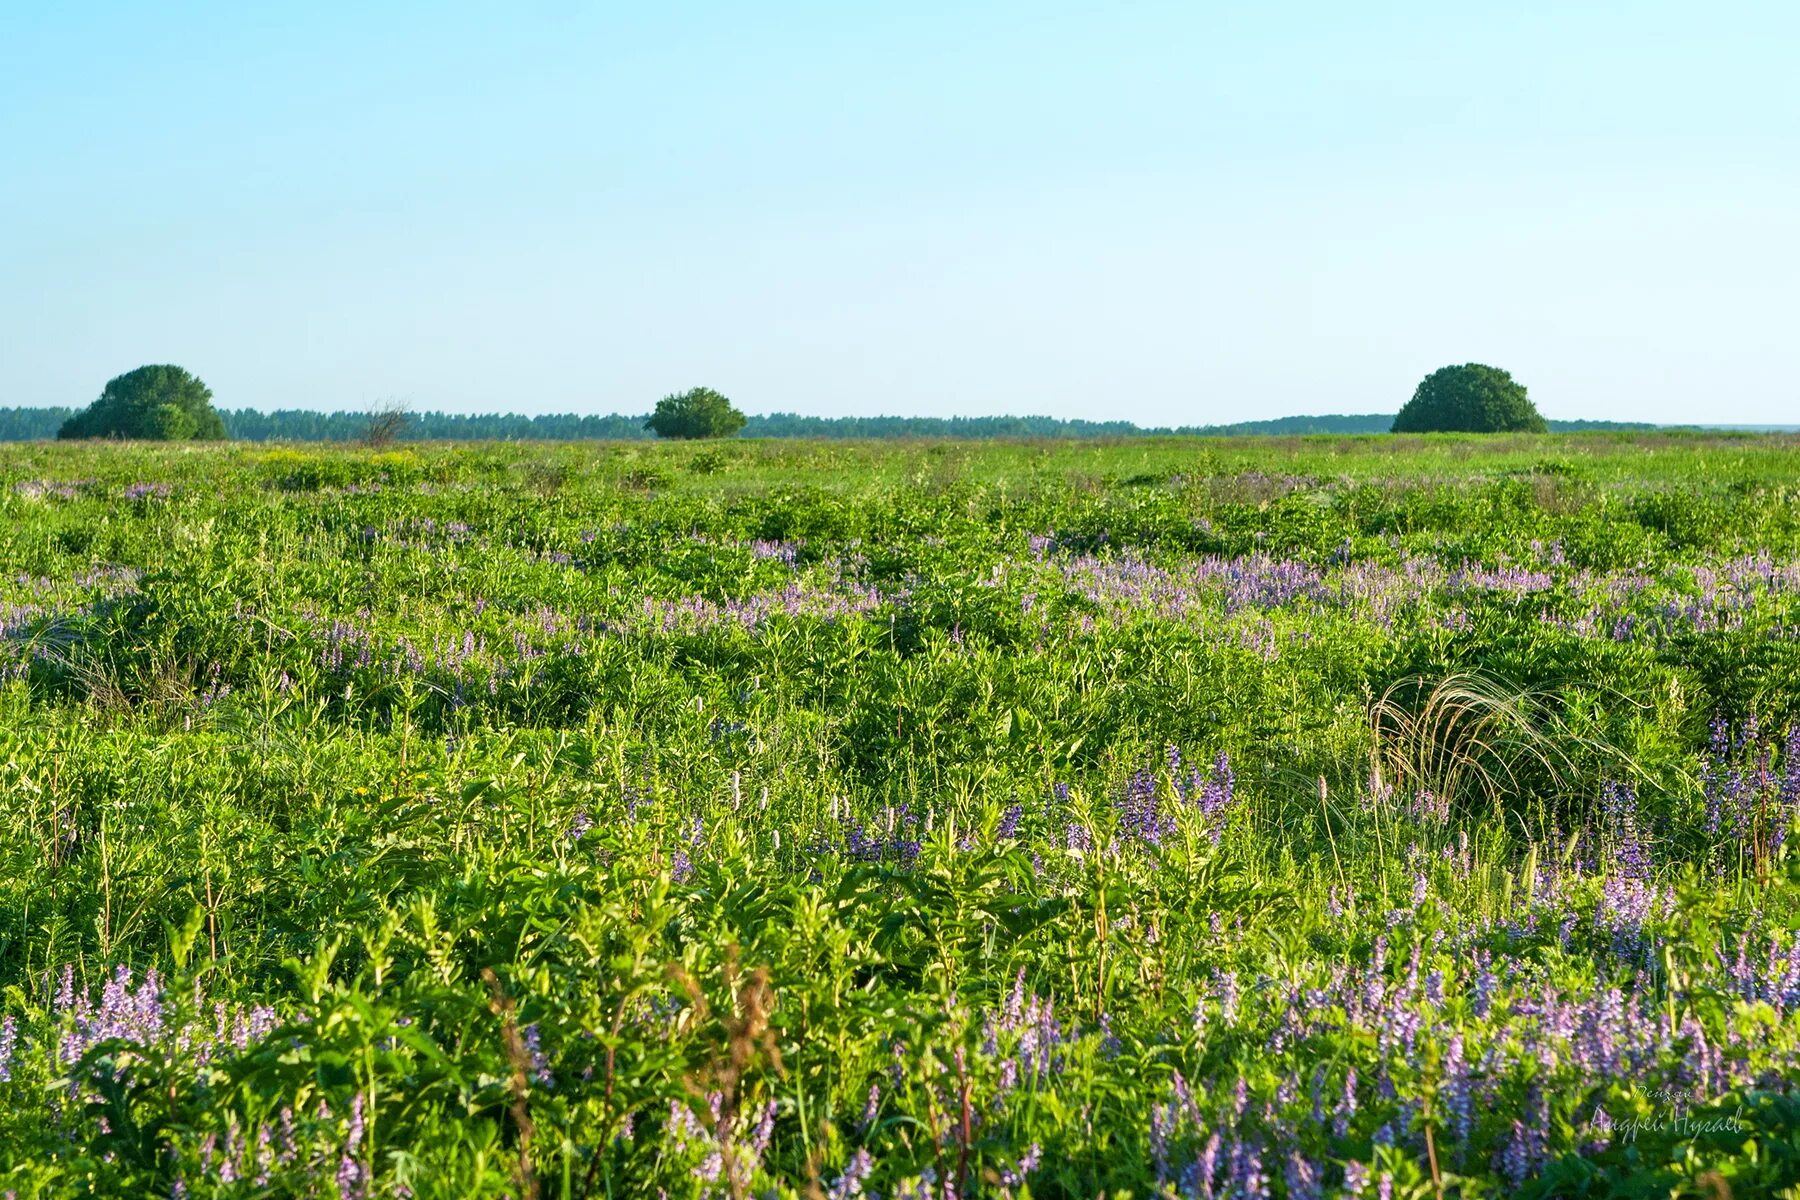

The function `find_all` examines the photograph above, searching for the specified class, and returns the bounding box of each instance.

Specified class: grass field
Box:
[3,433,1800,1199]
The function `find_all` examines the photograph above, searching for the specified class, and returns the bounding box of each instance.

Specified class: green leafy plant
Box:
[0,433,1797,1197]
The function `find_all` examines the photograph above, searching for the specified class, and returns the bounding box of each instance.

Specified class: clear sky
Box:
[4,2,1796,424]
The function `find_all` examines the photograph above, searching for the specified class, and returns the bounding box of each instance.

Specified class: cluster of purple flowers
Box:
[0,599,46,642]
[1061,553,1329,620]
[314,609,585,693]
[864,988,1060,1200]
[1715,928,1800,1012]
[1536,551,1800,644]
[307,573,900,688]
[670,814,706,882]
[1133,901,1795,1197]
[982,971,1068,1100]
[1701,715,1800,862]
[747,539,802,566]
[1118,766,1175,847]
[176,1095,370,1198]
[1445,562,1556,596]
[1149,1065,1374,1200]
[11,479,90,501]
[666,1093,779,1196]
[633,579,890,635]
[1593,875,1675,966]
[54,964,168,1063]
[831,803,923,867]
[0,565,143,667]
[1043,544,1800,653]
[49,964,281,1070]
[1117,749,1237,849]
[828,1148,876,1198]
[1,966,392,1197]
[355,517,478,553]
[1597,780,1652,878]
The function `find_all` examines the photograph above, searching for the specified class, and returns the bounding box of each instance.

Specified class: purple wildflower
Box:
[829,1149,875,1198]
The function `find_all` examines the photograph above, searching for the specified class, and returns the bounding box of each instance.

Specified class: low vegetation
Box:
[0,409,1668,444]
[1,432,1798,1197]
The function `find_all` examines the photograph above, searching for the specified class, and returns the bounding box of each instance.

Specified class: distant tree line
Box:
[0,408,74,440]
[737,413,1419,438]
[0,406,1660,442]
[220,409,657,442]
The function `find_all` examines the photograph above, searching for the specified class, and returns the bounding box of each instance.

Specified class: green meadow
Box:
[2,433,1799,1199]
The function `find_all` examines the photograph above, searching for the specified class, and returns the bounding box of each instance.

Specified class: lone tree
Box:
[58,365,227,441]
[1391,364,1547,434]
[644,387,746,440]
[363,397,414,448]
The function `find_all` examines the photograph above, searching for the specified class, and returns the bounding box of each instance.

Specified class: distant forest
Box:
[0,407,1658,442]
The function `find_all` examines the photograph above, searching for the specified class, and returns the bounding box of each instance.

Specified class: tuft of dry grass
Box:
[1367,671,1646,825]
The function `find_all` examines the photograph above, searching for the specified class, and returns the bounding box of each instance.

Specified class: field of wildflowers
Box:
[2,433,1799,1198]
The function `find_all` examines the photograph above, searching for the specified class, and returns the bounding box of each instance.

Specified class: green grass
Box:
[1,434,1798,1199]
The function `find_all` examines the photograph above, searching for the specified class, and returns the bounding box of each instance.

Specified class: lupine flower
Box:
[859,1083,880,1133]
[1333,1067,1358,1137]
[1284,1152,1321,1200]
[1000,1142,1041,1188]
[522,1023,553,1085]
[1118,767,1171,847]
[1217,971,1240,1026]
[1442,1035,1472,1143]
[1229,1138,1269,1200]
[997,803,1022,841]
[829,1149,875,1198]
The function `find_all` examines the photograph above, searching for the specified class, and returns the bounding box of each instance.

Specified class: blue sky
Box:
[3,2,1795,423]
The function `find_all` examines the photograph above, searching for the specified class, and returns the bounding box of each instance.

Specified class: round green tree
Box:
[644,387,746,440]
[1391,364,1546,434]
[58,365,227,441]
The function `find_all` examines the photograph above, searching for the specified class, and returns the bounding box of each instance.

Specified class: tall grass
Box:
[0,437,1797,1197]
